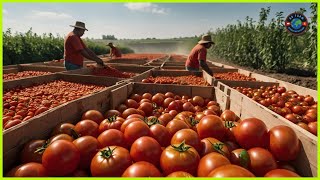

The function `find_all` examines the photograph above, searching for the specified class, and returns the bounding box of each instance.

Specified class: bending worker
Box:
[107,42,122,59]
[64,21,105,70]
[185,34,214,76]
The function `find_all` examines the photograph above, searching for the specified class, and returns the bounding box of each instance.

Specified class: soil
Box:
[210,59,317,90]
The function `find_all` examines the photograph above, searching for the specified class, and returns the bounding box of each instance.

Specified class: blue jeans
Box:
[64,61,83,70]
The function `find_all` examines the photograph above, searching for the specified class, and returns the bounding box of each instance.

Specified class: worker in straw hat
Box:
[185,34,214,76]
[107,42,122,59]
[63,21,105,70]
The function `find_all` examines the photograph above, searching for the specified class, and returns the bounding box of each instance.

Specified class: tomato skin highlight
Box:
[122,161,162,177]
[207,164,255,177]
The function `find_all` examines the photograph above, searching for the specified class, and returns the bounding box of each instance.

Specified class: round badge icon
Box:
[285,12,308,35]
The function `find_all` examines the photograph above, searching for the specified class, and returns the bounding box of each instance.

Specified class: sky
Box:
[2,3,312,39]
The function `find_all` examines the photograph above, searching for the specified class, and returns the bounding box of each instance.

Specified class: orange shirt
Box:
[185,44,207,69]
[110,47,122,57]
[64,31,86,66]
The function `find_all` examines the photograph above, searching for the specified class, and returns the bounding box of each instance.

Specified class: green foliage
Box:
[3,29,134,65]
[102,34,117,40]
[209,4,317,75]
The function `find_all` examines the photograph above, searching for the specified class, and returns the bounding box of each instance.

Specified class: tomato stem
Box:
[239,149,249,168]
[207,140,226,156]
[171,141,191,152]
[100,147,117,159]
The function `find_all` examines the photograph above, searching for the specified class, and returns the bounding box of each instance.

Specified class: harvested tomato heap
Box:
[141,75,209,86]
[3,80,106,130]
[113,53,166,61]
[7,92,302,177]
[234,85,317,136]
[90,66,136,78]
[4,71,53,81]
[169,54,187,62]
[214,72,256,81]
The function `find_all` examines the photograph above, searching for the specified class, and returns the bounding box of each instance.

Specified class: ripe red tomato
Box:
[264,169,300,177]
[51,123,75,137]
[104,109,121,118]
[124,121,151,145]
[42,140,80,176]
[220,110,237,121]
[13,162,47,177]
[74,120,99,138]
[166,119,190,137]
[48,134,74,144]
[308,122,317,135]
[91,146,132,177]
[207,164,255,177]
[98,116,124,133]
[230,148,250,169]
[171,129,202,153]
[167,171,194,177]
[20,140,46,164]
[130,136,162,166]
[97,129,128,149]
[121,108,139,119]
[122,161,162,177]
[197,115,226,141]
[130,93,142,102]
[138,102,153,116]
[81,110,104,124]
[197,152,231,177]
[247,147,277,176]
[142,93,152,100]
[234,118,268,149]
[120,118,143,133]
[152,94,164,106]
[149,124,171,147]
[163,98,175,108]
[268,125,300,161]
[192,96,205,107]
[125,99,139,109]
[73,136,99,170]
[158,113,173,126]
[200,137,230,158]
[168,101,183,112]
[160,142,200,176]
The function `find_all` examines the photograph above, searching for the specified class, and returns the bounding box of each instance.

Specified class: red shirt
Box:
[110,47,122,57]
[185,44,207,69]
[64,32,86,66]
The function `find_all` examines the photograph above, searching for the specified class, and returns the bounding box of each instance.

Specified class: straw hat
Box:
[198,34,214,44]
[70,21,88,31]
[107,42,113,47]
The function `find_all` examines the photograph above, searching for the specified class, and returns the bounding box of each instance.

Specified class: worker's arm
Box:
[80,49,104,65]
[200,60,213,76]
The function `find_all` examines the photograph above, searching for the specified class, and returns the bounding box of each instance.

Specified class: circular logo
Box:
[285,12,308,35]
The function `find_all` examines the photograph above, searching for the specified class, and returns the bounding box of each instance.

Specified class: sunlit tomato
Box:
[150,124,171,147]
[124,121,151,145]
[4,119,22,130]
[192,96,204,107]
[116,104,127,113]
[171,129,202,153]
[42,140,80,176]
[91,146,132,177]
[130,136,162,166]
[104,110,121,118]
[158,113,173,126]
[13,162,47,177]
[160,142,200,176]
[167,171,194,177]
[48,134,74,144]
[168,101,183,112]
[277,161,297,173]
[122,161,162,177]
[268,125,300,161]
[308,122,317,135]
[207,164,255,177]
[247,147,277,177]
[297,122,310,131]
[130,93,142,103]
[73,136,99,170]
[142,93,152,100]
[207,105,221,115]
[234,118,268,149]
[126,114,144,120]
[97,129,127,149]
[197,152,231,177]
[125,99,139,109]
[120,118,143,133]
[21,140,46,164]
[220,110,237,121]
[138,102,153,116]
[152,94,164,106]
[121,108,139,119]
[98,116,124,133]
[224,141,240,153]
[165,92,175,98]
[197,115,226,141]
[74,120,99,138]
[182,102,196,112]
[264,169,300,177]
[200,137,230,158]
[230,148,250,169]
[81,110,104,124]
[166,119,189,137]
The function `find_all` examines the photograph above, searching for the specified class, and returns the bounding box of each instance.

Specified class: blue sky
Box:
[2,3,312,39]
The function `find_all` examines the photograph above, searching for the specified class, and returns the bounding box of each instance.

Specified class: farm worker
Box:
[185,34,214,76]
[107,42,122,58]
[64,21,105,70]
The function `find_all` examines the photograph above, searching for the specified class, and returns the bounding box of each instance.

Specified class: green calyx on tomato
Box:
[144,117,160,126]
[100,147,117,159]
[70,128,80,139]
[107,115,118,123]
[239,149,249,168]
[34,140,50,154]
[207,140,226,156]
[189,117,199,126]
[224,121,236,128]
[171,141,191,152]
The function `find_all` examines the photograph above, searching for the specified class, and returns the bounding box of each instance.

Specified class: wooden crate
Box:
[132,69,214,86]
[3,65,67,75]
[217,81,317,177]
[110,82,230,112]
[3,74,126,173]
[105,59,148,65]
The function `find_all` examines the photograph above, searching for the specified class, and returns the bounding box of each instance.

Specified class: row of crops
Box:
[2,54,317,177]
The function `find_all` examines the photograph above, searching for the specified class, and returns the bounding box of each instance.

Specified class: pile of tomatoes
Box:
[4,71,53,81]
[89,66,136,78]
[141,76,209,86]
[7,92,302,177]
[3,80,106,130]
[235,85,317,136]
[214,72,256,81]
[112,54,166,61]
[169,54,187,62]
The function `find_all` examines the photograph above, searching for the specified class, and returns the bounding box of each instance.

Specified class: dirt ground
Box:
[210,59,317,90]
